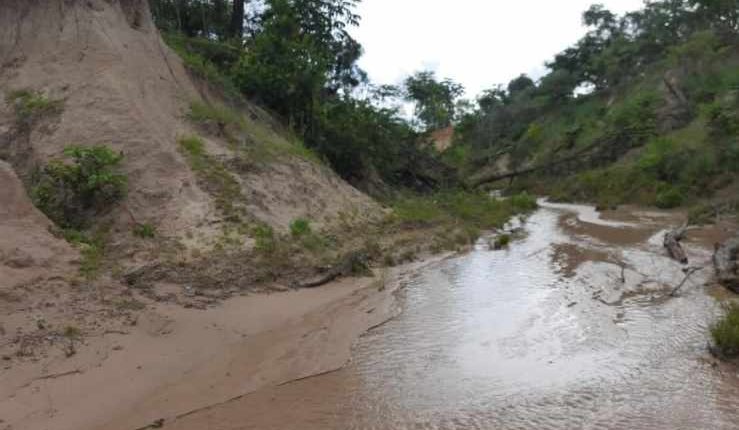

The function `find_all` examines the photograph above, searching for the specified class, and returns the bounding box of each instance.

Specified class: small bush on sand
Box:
[133,223,156,239]
[711,303,739,359]
[6,89,63,126]
[655,186,684,209]
[493,234,511,250]
[289,218,312,238]
[32,145,126,229]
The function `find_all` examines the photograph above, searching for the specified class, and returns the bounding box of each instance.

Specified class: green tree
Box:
[404,71,464,131]
[229,0,246,39]
[507,74,536,99]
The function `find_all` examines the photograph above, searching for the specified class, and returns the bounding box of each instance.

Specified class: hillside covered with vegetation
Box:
[452,0,738,212]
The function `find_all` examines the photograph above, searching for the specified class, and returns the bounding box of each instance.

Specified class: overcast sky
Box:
[351,0,644,99]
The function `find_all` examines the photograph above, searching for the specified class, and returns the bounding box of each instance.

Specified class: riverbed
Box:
[171,201,739,430]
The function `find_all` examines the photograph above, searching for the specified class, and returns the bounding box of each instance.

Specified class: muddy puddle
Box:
[172,201,739,430]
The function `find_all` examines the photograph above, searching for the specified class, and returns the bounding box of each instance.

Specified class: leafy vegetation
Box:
[6,89,63,127]
[155,1,456,194]
[446,1,738,209]
[711,303,739,359]
[32,146,126,229]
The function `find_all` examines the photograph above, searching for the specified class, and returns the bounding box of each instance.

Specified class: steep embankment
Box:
[0,1,388,428]
[0,0,383,298]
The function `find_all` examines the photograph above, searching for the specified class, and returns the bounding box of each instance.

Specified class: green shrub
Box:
[711,303,739,359]
[655,186,685,209]
[493,234,511,250]
[703,96,739,137]
[289,218,312,237]
[133,223,156,239]
[32,145,126,229]
[179,135,206,159]
[606,91,658,147]
[6,89,63,125]
[639,138,682,181]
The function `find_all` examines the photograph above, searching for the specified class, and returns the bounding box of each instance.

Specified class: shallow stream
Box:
[175,202,739,430]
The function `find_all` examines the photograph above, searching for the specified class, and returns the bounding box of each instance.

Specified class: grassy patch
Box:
[711,303,739,359]
[62,228,108,280]
[178,135,244,222]
[252,224,277,254]
[187,101,321,165]
[188,100,243,128]
[393,191,537,243]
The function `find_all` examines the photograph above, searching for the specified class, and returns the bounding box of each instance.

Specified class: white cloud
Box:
[350,0,644,98]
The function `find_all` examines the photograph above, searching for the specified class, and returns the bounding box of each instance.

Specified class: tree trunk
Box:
[229,0,245,40]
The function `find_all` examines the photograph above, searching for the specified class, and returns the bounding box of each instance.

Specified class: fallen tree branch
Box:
[293,252,370,289]
[664,223,688,264]
[670,266,703,297]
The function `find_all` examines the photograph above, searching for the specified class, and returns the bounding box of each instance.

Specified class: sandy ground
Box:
[0,254,448,430]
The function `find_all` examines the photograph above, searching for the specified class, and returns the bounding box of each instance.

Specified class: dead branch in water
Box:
[669,266,703,297]
[664,223,689,264]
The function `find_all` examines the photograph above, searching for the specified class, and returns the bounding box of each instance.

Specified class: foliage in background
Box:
[452,0,738,208]
[154,0,457,194]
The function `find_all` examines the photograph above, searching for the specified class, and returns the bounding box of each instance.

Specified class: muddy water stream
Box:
[174,202,739,430]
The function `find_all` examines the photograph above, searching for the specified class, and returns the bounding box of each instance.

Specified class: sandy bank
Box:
[0,255,447,430]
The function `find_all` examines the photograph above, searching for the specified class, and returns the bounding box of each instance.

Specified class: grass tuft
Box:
[711,303,739,359]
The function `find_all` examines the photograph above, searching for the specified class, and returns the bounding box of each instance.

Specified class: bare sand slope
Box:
[0,160,76,291]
